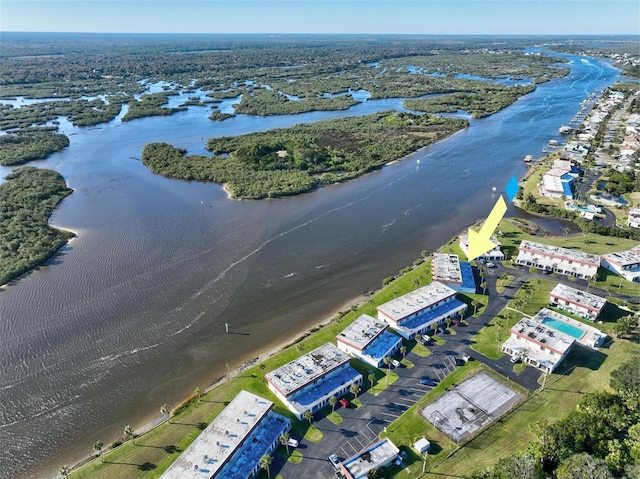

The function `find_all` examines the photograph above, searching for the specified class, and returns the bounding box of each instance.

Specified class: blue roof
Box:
[289,366,361,411]
[460,262,476,292]
[217,411,290,479]
[362,330,402,362]
[401,299,466,330]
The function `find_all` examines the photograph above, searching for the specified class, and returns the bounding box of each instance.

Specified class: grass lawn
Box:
[408,339,432,357]
[302,426,324,443]
[287,449,303,464]
[401,358,415,369]
[368,369,400,395]
[327,412,344,425]
[496,274,514,294]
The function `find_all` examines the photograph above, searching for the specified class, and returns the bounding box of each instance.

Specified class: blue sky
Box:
[1,1,639,35]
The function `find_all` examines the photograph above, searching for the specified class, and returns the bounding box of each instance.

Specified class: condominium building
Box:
[502,308,606,373]
[336,314,402,368]
[601,245,640,282]
[549,283,606,320]
[338,438,400,479]
[376,282,467,340]
[160,390,290,479]
[265,343,362,420]
[432,253,476,293]
[516,240,600,279]
[459,234,505,261]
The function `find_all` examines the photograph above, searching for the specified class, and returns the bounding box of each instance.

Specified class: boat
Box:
[524,155,533,163]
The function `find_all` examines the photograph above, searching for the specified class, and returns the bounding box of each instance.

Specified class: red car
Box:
[339,398,349,408]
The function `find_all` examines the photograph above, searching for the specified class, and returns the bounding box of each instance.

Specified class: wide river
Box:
[0,53,619,478]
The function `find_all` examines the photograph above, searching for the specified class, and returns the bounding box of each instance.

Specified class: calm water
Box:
[0,53,618,478]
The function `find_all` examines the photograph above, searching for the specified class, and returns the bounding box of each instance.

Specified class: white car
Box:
[288,438,299,448]
[510,356,521,363]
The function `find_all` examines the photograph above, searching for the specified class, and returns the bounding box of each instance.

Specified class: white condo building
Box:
[549,283,606,321]
[160,390,290,479]
[459,234,505,261]
[265,343,362,420]
[376,282,467,340]
[336,314,402,368]
[516,240,600,279]
[601,245,640,282]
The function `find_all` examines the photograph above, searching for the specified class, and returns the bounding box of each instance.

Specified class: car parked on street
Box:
[510,355,521,363]
[288,437,299,448]
[339,398,349,408]
[486,262,496,268]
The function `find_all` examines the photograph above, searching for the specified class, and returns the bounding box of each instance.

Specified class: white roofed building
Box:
[549,283,606,321]
[338,438,400,479]
[265,343,362,420]
[516,240,600,279]
[432,253,476,293]
[336,314,402,368]
[601,245,640,282]
[160,390,290,479]
[459,234,504,261]
[377,282,467,340]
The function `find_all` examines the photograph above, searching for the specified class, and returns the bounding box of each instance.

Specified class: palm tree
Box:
[195,386,202,401]
[400,345,407,361]
[563,227,570,237]
[296,343,304,354]
[458,310,465,323]
[328,396,338,416]
[124,424,135,446]
[304,410,313,425]
[350,382,361,399]
[259,364,265,375]
[368,296,375,314]
[481,281,488,295]
[259,454,273,478]
[383,357,392,385]
[93,440,104,463]
[472,300,480,315]
[351,304,358,321]
[226,362,230,378]
[161,404,170,424]
[368,372,376,388]
[279,432,290,455]
[59,465,69,478]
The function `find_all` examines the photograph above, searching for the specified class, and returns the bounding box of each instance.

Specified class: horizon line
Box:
[2,31,639,36]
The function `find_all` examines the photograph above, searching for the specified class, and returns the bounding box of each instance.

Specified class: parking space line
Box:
[380,412,401,418]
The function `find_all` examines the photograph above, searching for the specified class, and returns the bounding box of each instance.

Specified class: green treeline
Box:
[0,167,74,286]
[208,110,235,121]
[122,92,186,122]
[233,89,359,116]
[403,85,536,118]
[0,127,69,166]
[142,111,468,199]
[472,357,640,479]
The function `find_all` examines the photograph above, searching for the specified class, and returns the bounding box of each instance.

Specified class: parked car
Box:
[422,334,431,342]
[399,450,409,460]
[339,398,349,408]
[510,356,521,363]
[329,453,341,470]
[461,354,471,362]
[420,378,438,387]
[486,262,496,268]
[391,359,401,368]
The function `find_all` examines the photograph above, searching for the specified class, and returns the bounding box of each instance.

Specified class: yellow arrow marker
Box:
[467,196,507,261]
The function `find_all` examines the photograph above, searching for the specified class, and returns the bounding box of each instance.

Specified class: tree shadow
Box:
[164,445,180,454]
[138,462,156,471]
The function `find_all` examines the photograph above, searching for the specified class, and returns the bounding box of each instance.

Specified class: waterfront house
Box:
[160,390,290,479]
[376,282,467,340]
[540,168,577,199]
[265,343,362,420]
[549,283,606,321]
[516,240,600,279]
[336,314,402,368]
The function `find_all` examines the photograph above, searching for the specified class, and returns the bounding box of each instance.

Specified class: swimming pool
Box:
[542,317,584,339]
